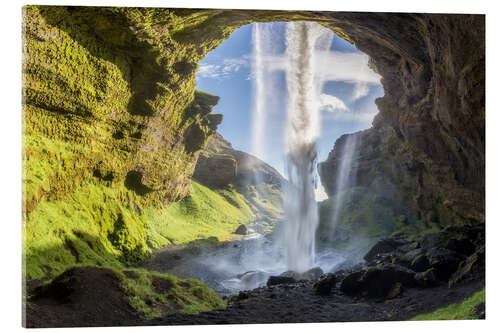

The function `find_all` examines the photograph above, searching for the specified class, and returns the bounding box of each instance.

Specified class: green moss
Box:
[410,288,485,320]
[316,186,422,251]
[23,181,150,280]
[117,267,225,319]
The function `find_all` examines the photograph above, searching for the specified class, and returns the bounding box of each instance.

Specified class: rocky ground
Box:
[25,224,485,327]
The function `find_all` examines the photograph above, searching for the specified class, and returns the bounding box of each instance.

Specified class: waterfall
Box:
[250,21,336,272]
[282,22,328,273]
[330,134,359,230]
[251,23,266,161]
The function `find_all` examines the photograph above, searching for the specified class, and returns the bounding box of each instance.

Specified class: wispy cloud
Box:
[313,51,381,85]
[352,82,370,101]
[197,56,251,80]
[319,93,349,112]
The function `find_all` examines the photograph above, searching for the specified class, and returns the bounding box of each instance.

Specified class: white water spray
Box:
[330,134,358,230]
[282,22,330,272]
[251,23,266,159]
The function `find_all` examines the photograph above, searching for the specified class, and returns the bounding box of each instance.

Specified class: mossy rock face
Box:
[316,186,419,255]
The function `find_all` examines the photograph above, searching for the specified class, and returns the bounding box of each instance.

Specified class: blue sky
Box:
[195,22,383,192]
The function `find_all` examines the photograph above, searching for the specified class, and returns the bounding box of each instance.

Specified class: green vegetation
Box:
[411,288,485,320]
[118,267,226,319]
[24,177,257,280]
[144,181,255,248]
[316,187,417,251]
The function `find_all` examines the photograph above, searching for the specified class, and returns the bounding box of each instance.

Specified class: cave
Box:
[22,6,485,327]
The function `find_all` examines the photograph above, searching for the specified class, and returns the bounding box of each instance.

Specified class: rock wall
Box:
[318,13,485,228]
[194,133,285,223]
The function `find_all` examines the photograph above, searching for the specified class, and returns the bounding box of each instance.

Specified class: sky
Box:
[195,22,383,200]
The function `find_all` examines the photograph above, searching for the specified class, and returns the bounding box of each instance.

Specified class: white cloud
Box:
[319,93,349,112]
[197,56,250,80]
[197,64,222,79]
[313,51,381,85]
[321,103,379,126]
[352,81,370,101]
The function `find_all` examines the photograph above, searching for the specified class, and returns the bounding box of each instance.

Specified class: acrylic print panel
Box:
[22,4,485,328]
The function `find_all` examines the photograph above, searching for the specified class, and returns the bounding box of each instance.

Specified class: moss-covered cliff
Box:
[22,6,292,281]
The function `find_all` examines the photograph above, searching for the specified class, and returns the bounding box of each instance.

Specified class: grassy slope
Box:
[144,181,255,248]
[411,288,485,320]
[25,162,256,281]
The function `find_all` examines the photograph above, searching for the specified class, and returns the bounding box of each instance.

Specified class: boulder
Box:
[313,274,337,296]
[266,276,296,287]
[234,224,248,235]
[421,225,483,256]
[340,264,416,298]
[426,247,464,281]
[301,267,324,280]
[409,253,430,272]
[279,267,324,281]
[363,238,410,262]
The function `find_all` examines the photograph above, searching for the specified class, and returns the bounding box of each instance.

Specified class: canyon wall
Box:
[318,13,485,231]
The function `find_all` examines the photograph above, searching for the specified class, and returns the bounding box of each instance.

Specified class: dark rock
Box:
[267,276,296,287]
[449,245,485,287]
[279,271,299,279]
[421,226,478,256]
[301,267,324,280]
[331,260,365,274]
[279,267,324,281]
[195,133,285,189]
[234,224,248,235]
[400,248,425,263]
[410,254,430,272]
[193,152,237,187]
[313,274,337,296]
[363,238,410,262]
[414,268,439,287]
[426,247,464,281]
[340,264,416,298]
[237,290,250,300]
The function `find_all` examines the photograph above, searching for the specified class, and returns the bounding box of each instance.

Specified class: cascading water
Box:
[330,134,359,231]
[251,23,266,161]
[282,22,328,273]
[165,21,380,295]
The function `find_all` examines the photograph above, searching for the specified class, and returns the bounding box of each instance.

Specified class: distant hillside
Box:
[194,133,285,226]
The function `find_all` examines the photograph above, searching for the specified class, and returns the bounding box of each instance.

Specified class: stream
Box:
[140,222,348,296]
